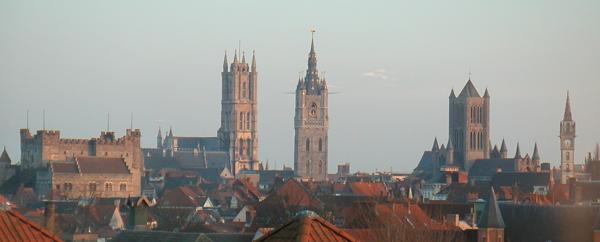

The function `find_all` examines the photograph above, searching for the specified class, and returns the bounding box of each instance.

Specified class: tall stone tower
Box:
[560,92,576,184]
[217,50,260,175]
[449,79,490,170]
[294,34,329,181]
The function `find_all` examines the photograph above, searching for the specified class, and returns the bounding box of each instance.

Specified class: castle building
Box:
[0,147,16,186]
[294,35,329,181]
[20,129,143,196]
[217,50,260,174]
[585,143,600,180]
[449,79,490,170]
[560,92,576,184]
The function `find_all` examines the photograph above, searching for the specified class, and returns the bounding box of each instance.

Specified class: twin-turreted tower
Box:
[218,50,260,175]
[294,35,329,181]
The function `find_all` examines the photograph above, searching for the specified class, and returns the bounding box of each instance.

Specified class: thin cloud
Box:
[362,69,391,81]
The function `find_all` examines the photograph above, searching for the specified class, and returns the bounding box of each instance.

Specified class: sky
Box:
[1,0,599,173]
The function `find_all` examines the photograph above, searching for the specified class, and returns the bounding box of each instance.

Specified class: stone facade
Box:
[560,92,576,184]
[0,147,16,186]
[294,36,329,181]
[217,50,260,175]
[449,79,490,170]
[21,129,143,196]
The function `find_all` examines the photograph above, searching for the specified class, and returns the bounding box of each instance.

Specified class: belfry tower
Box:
[218,50,260,175]
[294,32,329,181]
[560,92,576,184]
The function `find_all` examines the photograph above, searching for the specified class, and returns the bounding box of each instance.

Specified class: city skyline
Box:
[1,1,599,173]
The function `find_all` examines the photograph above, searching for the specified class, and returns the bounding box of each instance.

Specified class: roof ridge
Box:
[5,210,62,241]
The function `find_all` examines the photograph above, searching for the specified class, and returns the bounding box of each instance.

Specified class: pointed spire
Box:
[241,51,246,64]
[595,143,600,161]
[500,139,507,152]
[223,50,228,71]
[251,50,256,71]
[447,139,454,150]
[484,88,490,98]
[0,146,11,163]
[432,138,439,151]
[233,49,239,63]
[532,143,541,161]
[157,127,162,138]
[479,187,505,228]
[440,144,446,150]
[168,126,173,137]
[563,91,573,121]
[306,30,318,83]
[515,142,522,159]
[449,89,456,98]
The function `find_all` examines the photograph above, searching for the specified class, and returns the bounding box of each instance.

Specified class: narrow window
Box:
[242,82,247,98]
[239,112,243,129]
[89,183,97,192]
[306,138,310,152]
[319,138,323,152]
[120,183,127,191]
[105,182,112,192]
[239,139,244,156]
[246,113,251,130]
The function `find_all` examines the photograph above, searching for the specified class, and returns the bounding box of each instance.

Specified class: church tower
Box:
[217,50,260,175]
[157,127,163,149]
[294,33,329,181]
[449,79,490,170]
[560,92,576,184]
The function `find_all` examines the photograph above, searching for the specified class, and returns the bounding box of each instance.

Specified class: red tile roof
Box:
[0,209,62,242]
[347,182,389,198]
[275,179,323,208]
[159,186,207,208]
[76,157,130,174]
[51,162,78,173]
[255,211,358,242]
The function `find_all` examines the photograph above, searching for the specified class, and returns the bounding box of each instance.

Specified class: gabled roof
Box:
[255,211,358,242]
[159,186,207,208]
[0,209,62,242]
[0,147,11,163]
[76,157,130,174]
[478,187,505,228]
[346,182,388,198]
[492,172,550,193]
[458,79,481,98]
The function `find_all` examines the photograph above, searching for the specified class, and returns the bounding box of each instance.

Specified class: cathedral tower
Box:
[294,33,329,181]
[217,50,260,175]
[560,92,575,184]
[449,79,490,170]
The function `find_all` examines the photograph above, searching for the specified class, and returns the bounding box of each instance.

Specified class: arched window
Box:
[105,182,112,192]
[318,138,323,152]
[246,113,251,130]
[242,82,247,98]
[306,138,310,152]
[120,183,127,191]
[239,139,244,156]
[318,160,323,174]
[247,140,252,157]
[89,183,97,192]
[239,112,244,129]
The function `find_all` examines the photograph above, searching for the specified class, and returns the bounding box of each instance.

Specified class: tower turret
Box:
[157,127,163,149]
[500,139,508,159]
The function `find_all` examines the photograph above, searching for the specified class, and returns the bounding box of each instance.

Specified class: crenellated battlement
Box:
[58,139,89,145]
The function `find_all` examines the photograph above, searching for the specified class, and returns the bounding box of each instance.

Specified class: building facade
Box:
[560,92,576,184]
[449,79,490,170]
[294,36,329,181]
[217,51,260,174]
[20,129,143,196]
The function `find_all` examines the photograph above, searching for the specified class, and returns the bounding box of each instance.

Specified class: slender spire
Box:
[168,126,173,137]
[157,127,162,138]
[432,138,439,151]
[242,51,246,64]
[251,50,256,71]
[223,50,228,71]
[484,88,490,98]
[479,187,505,228]
[306,29,318,83]
[532,143,541,161]
[447,139,454,150]
[515,142,522,159]
[564,91,573,121]
[233,49,239,63]
[500,139,507,152]
[595,143,600,161]
[449,89,456,98]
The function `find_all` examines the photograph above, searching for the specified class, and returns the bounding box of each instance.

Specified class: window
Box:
[120,183,127,192]
[239,112,244,129]
[64,183,72,191]
[306,138,310,152]
[242,82,247,98]
[239,139,244,156]
[318,138,323,152]
[89,183,97,192]
[246,113,251,130]
[56,184,60,190]
[105,182,113,192]
[318,160,323,174]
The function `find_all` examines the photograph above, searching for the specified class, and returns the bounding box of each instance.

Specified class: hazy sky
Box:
[1,1,599,173]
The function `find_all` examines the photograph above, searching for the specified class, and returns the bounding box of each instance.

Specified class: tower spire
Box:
[564,91,573,121]
[514,142,522,159]
[251,50,256,71]
[233,49,238,63]
[532,143,541,161]
[306,29,318,82]
[223,50,228,71]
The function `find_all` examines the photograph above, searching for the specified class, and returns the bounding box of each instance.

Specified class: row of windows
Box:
[87,182,127,192]
[238,139,253,157]
[238,112,252,130]
[62,151,129,157]
[470,131,485,150]
[305,160,325,175]
[305,138,324,152]
[470,106,485,124]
